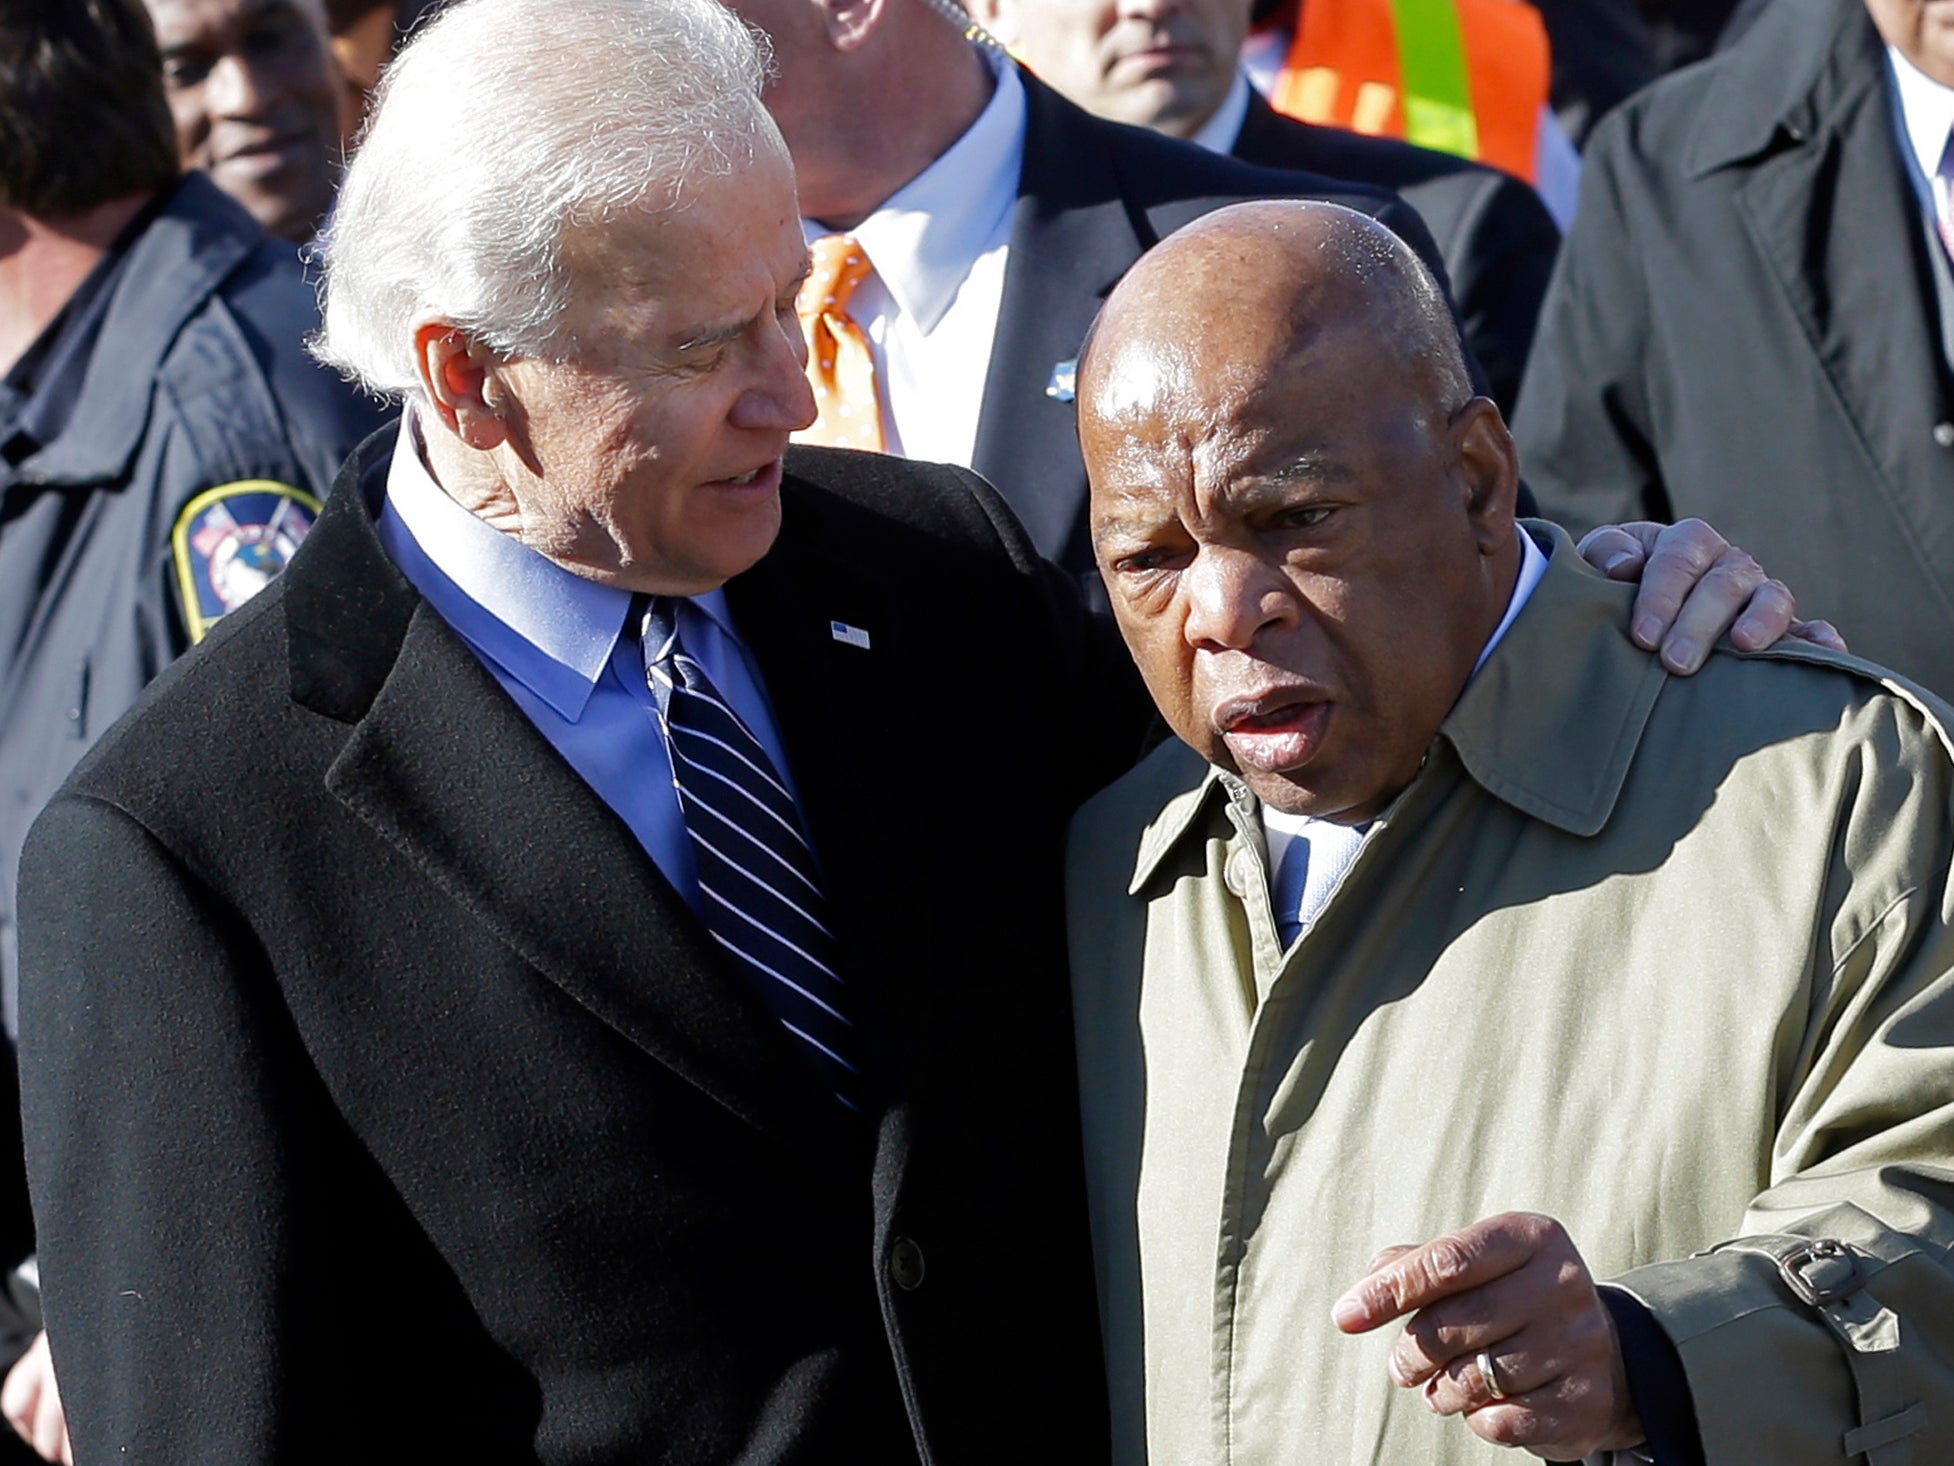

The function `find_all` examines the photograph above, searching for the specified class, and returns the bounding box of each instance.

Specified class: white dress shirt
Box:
[1887,45,1954,236]
[373,413,800,912]
[802,47,1024,468]
[1263,526,1549,946]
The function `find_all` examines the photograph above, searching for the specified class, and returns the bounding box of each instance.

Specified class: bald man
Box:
[968,0,1560,411]
[1067,200,1954,1465]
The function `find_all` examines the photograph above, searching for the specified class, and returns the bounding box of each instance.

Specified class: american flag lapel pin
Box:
[1046,359,1078,403]
[830,620,872,650]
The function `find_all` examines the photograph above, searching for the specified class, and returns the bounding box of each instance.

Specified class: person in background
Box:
[1239,0,1587,224]
[1246,0,1658,156]
[1068,197,1949,1466]
[970,0,1560,410]
[325,0,443,149]
[325,0,398,141]
[143,0,343,243]
[731,0,1466,608]
[1514,0,1954,699]
[0,0,385,1455]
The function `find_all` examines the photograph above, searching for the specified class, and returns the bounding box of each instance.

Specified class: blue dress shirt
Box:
[374,414,800,914]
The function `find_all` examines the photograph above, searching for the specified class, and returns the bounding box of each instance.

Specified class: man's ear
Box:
[820,0,887,52]
[1451,397,1521,555]
[412,322,509,452]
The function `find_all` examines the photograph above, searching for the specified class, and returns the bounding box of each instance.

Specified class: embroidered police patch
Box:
[172,480,321,643]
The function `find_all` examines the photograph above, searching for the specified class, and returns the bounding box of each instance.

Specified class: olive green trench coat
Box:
[1068,528,1954,1465]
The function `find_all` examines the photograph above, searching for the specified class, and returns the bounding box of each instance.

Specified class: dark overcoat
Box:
[1514,0,1954,696]
[18,437,1151,1464]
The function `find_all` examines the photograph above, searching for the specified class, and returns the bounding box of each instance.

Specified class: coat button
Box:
[888,1235,926,1291]
[1223,848,1254,897]
[1936,422,1954,448]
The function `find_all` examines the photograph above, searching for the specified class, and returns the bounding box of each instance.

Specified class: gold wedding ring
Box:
[1476,1348,1508,1400]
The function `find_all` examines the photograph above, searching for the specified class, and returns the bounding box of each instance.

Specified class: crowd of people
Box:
[0,0,1949,1461]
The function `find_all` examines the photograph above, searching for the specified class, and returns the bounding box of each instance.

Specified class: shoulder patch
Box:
[172,479,322,643]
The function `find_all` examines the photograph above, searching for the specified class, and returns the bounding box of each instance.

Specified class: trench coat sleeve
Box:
[1605,693,1954,1466]
[1510,116,1667,537]
[19,793,359,1463]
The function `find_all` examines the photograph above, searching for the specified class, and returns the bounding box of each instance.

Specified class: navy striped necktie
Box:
[636,597,862,1113]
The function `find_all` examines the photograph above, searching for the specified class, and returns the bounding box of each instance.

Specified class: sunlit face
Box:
[1084,308,1515,821]
[147,0,341,242]
[984,0,1249,138]
[487,145,817,595]
[1864,0,1954,86]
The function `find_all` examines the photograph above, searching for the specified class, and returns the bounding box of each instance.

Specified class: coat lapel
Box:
[970,73,1146,569]
[1718,0,1954,575]
[288,439,854,1157]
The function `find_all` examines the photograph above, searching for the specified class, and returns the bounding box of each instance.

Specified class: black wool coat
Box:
[18,435,1153,1464]
[1514,0,1954,697]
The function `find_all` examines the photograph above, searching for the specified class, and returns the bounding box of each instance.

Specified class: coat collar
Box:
[21,174,267,487]
[1686,0,1883,178]
[1127,526,1673,891]
[1691,0,1954,562]
[283,431,872,1158]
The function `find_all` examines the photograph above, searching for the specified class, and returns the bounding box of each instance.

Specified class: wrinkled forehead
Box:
[1083,285,1374,438]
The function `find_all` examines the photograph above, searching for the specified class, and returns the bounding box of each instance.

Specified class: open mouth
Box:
[1214,694,1332,775]
[708,459,781,492]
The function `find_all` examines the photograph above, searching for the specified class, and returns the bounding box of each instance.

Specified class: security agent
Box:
[0,4,382,1455]
[0,0,386,1020]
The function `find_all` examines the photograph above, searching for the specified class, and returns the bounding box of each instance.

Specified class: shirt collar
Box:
[379,412,740,720]
[1472,521,1549,677]
[1888,44,1954,186]
[1129,526,1661,891]
[1191,71,1256,156]
[807,46,1025,335]
[1252,528,1546,849]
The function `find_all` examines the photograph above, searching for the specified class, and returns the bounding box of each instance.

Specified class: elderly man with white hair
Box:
[11,0,1153,1458]
[8,0,1824,1460]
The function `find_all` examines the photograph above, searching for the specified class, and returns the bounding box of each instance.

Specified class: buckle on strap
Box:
[1777,1238,1864,1308]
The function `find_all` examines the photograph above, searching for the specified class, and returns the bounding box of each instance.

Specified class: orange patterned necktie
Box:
[794,234,886,452]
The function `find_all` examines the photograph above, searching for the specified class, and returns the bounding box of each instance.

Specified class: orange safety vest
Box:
[1264,0,1550,182]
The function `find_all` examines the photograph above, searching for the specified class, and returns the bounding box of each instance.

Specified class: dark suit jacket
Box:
[17,434,1152,1463]
[1230,88,1562,413]
[970,73,1468,599]
[1513,0,1954,697]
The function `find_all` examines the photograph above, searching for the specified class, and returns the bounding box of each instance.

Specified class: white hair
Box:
[313,0,780,397]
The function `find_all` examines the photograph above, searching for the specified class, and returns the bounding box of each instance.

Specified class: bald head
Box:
[1079,200,1521,823]
[1081,200,1472,429]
